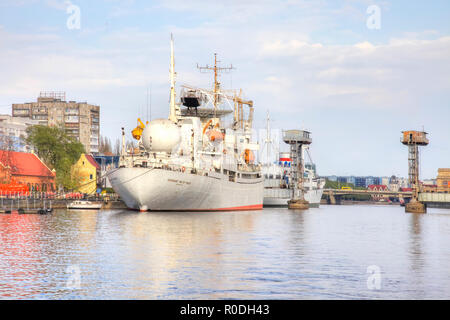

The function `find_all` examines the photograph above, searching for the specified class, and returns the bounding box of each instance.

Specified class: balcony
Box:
[32,106,47,114]
[65,116,79,123]
[65,108,79,115]
[13,109,30,116]
[32,115,48,120]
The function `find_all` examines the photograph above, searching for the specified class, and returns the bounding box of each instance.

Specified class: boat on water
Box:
[67,200,102,210]
[261,115,325,207]
[262,155,325,207]
[107,35,263,212]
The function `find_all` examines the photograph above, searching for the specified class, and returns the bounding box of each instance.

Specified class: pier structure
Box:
[283,130,312,210]
[401,130,429,213]
[323,189,413,205]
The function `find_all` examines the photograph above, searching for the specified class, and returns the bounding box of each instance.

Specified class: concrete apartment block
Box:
[12,92,100,154]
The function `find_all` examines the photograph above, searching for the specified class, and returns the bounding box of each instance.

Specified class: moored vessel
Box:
[107,35,263,212]
[263,156,325,207]
[261,115,325,207]
[67,200,102,210]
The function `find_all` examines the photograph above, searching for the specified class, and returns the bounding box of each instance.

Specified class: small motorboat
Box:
[67,200,102,210]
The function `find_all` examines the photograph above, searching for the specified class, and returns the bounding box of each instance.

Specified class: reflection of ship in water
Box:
[260,114,325,207]
[112,210,256,298]
[107,36,263,212]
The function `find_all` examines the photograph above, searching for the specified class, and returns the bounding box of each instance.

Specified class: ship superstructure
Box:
[107,36,263,211]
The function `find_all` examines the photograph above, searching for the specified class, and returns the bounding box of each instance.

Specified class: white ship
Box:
[107,36,263,212]
[262,154,325,207]
[260,115,325,207]
[67,200,102,210]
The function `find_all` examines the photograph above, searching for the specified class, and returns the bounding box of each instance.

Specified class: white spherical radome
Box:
[141,119,181,153]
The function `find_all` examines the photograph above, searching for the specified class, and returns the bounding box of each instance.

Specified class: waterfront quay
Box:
[0,192,126,212]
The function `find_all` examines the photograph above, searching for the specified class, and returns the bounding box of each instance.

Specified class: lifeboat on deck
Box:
[206,129,224,142]
[203,120,224,143]
[243,149,255,164]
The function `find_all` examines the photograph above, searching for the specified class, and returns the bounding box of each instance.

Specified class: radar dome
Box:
[141,119,181,153]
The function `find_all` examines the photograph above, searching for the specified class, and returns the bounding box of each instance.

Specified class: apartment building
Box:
[12,92,100,154]
[0,114,39,152]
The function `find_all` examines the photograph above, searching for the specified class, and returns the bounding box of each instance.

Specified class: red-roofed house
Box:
[0,150,55,192]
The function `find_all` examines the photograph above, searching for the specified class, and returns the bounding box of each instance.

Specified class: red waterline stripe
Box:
[137,204,263,212]
[206,204,263,212]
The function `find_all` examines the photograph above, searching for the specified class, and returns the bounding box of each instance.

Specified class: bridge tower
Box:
[283,130,312,210]
[401,130,429,213]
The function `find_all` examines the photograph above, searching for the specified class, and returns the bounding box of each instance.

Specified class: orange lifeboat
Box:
[243,149,254,164]
[206,129,224,142]
[203,120,224,142]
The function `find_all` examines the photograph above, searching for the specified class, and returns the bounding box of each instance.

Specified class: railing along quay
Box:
[0,191,124,214]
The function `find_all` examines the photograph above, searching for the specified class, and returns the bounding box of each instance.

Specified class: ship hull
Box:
[263,188,323,208]
[108,168,263,211]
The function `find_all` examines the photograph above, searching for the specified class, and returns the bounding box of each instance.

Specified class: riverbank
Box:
[0,198,128,210]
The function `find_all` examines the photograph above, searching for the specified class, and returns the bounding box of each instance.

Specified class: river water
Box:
[0,205,449,300]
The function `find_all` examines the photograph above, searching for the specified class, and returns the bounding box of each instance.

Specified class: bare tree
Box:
[114,138,121,155]
[99,135,113,154]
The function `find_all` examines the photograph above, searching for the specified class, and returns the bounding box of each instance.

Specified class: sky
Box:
[0,0,449,179]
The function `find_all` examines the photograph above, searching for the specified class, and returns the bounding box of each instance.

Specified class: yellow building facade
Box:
[71,153,100,194]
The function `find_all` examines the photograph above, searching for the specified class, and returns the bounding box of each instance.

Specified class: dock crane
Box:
[233,89,254,130]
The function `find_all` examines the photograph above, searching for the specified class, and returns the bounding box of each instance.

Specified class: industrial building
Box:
[12,92,100,154]
[93,155,120,188]
[326,175,382,188]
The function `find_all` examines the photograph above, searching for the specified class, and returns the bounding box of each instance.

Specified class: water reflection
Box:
[0,214,44,299]
[0,206,449,299]
[407,213,425,298]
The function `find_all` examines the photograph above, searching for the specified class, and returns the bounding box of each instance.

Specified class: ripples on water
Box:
[0,205,449,299]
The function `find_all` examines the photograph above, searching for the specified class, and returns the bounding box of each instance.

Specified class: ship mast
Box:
[169,34,177,122]
[265,111,272,163]
[197,53,233,116]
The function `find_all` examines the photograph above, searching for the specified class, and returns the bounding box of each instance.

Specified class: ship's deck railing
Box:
[127,157,262,180]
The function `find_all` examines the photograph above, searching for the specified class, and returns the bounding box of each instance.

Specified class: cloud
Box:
[253,34,450,112]
[44,0,71,11]
[0,0,449,177]
[1,23,450,116]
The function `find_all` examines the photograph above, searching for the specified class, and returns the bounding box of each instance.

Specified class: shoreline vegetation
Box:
[323,180,373,202]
